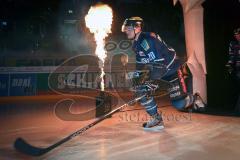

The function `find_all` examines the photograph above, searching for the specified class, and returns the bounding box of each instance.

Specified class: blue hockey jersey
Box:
[227,40,240,78]
[132,32,180,78]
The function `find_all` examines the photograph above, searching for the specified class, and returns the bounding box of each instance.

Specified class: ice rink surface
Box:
[1,94,240,160]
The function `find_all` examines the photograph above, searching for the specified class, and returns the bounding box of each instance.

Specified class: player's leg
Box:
[166,64,206,112]
[136,85,164,131]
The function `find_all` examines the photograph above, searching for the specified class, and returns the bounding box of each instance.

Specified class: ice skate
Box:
[143,113,164,131]
[192,93,207,112]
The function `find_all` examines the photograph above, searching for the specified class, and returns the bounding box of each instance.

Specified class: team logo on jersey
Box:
[140,39,150,51]
[138,51,145,56]
[147,51,156,61]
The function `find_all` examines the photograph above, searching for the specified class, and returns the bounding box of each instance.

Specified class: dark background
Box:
[203,0,240,109]
[0,0,185,55]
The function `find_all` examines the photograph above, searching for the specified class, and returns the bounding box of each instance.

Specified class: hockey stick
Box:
[14,94,145,157]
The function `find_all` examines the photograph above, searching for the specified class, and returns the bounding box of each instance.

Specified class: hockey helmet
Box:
[234,27,240,35]
[121,17,144,32]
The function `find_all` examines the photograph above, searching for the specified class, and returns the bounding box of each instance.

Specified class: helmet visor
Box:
[121,25,134,32]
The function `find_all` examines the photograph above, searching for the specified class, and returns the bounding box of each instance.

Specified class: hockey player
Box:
[226,27,240,112]
[226,27,240,79]
[121,17,206,131]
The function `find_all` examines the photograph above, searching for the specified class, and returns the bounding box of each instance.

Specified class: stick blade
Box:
[14,138,47,156]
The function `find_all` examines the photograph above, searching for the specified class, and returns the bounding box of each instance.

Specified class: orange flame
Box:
[85,4,113,91]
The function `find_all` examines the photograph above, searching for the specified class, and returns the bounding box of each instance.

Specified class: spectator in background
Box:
[226,27,240,113]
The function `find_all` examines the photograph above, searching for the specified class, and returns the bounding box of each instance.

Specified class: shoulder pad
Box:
[144,32,162,42]
[141,32,153,39]
[150,32,157,38]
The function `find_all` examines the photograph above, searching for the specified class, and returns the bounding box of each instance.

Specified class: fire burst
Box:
[85,4,113,91]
